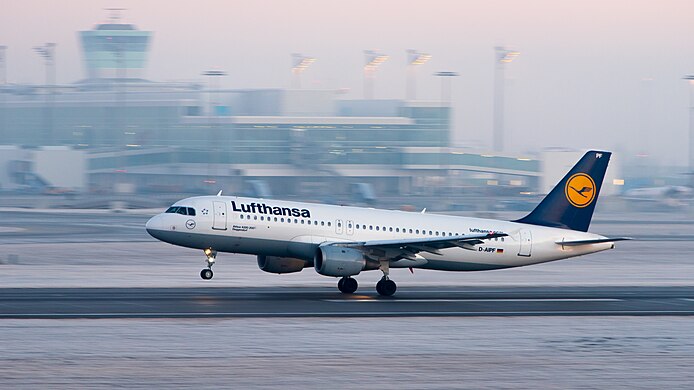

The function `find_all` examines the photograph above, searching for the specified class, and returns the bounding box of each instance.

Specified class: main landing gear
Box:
[200,248,216,280]
[338,277,358,294]
[376,260,397,296]
[376,278,397,296]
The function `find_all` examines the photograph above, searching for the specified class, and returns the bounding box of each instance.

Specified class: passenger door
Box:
[335,219,343,235]
[212,201,227,230]
[518,229,532,257]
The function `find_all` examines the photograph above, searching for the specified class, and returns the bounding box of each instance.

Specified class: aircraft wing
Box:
[556,237,632,246]
[334,232,507,256]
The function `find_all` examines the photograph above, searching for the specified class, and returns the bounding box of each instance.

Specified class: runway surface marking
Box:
[4,310,694,319]
[3,287,694,318]
[324,298,624,303]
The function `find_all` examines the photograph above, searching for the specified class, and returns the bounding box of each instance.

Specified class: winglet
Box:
[216,190,223,196]
[421,208,426,214]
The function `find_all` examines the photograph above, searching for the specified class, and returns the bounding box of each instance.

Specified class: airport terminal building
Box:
[0,15,573,202]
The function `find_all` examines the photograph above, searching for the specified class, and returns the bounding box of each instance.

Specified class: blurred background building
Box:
[0,12,641,210]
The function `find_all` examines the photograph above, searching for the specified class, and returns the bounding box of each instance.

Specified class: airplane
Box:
[621,185,693,209]
[146,150,629,296]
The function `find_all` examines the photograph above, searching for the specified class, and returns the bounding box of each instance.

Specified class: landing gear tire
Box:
[338,277,358,294]
[200,269,214,280]
[376,279,397,296]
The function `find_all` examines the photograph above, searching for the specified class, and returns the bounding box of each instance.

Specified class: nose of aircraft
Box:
[145,214,164,238]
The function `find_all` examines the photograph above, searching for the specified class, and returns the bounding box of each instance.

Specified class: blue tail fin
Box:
[515,150,611,232]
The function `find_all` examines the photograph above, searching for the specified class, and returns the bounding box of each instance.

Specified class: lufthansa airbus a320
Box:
[146,150,629,296]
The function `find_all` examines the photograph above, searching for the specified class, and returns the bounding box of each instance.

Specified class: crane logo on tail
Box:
[565,173,596,208]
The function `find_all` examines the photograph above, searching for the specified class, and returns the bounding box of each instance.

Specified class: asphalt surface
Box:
[3,286,694,319]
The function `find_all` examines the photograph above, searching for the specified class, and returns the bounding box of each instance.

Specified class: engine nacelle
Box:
[257,255,309,274]
[314,246,366,277]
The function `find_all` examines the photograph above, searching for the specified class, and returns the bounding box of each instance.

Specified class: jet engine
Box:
[314,245,366,277]
[257,255,309,274]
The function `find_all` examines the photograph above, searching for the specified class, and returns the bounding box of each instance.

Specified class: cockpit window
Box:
[165,206,196,216]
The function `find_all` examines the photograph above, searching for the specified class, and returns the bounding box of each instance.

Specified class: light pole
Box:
[202,70,227,116]
[202,69,227,183]
[33,42,56,145]
[406,49,431,100]
[364,50,388,99]
[0,45,6,85]
[433,71,459,104]
[433,71,459,147]
[0,45,6,141]
[291,54,315,89]
[684,75,694,180]
[492,46,519,153]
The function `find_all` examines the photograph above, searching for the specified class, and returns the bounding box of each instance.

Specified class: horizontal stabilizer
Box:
[556,237,632,246]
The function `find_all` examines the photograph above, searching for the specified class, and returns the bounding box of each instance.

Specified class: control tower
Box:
[79,9,151,80]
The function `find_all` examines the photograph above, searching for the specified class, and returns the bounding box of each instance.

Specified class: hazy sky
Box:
[2,0,694,166]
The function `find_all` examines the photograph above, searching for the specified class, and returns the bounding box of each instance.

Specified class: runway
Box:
[3,286,694,319]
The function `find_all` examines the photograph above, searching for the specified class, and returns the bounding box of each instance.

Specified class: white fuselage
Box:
[145,195,614,271]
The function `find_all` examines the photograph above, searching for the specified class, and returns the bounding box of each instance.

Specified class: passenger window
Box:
[314,221,318,225]
[274,217,278,222]
[396,228,399,232]
[328,222,331,227]
[240,215,244,219]
[370,225,373,230]
[348,223,352,228]
[376,226,380,231]
[254,216,258,220]
[416,230,419,234]
[260,216,264,221]
[294,219,298,224]
[501,237,504,242]
[301,220,305,224]
[389,227,393,232]
[429,231,433,235]
[409,229,413,234]
[321,221,325,226]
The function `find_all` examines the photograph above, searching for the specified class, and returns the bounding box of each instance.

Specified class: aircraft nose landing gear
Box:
[200,268,213,280]
[200,248,216,280]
